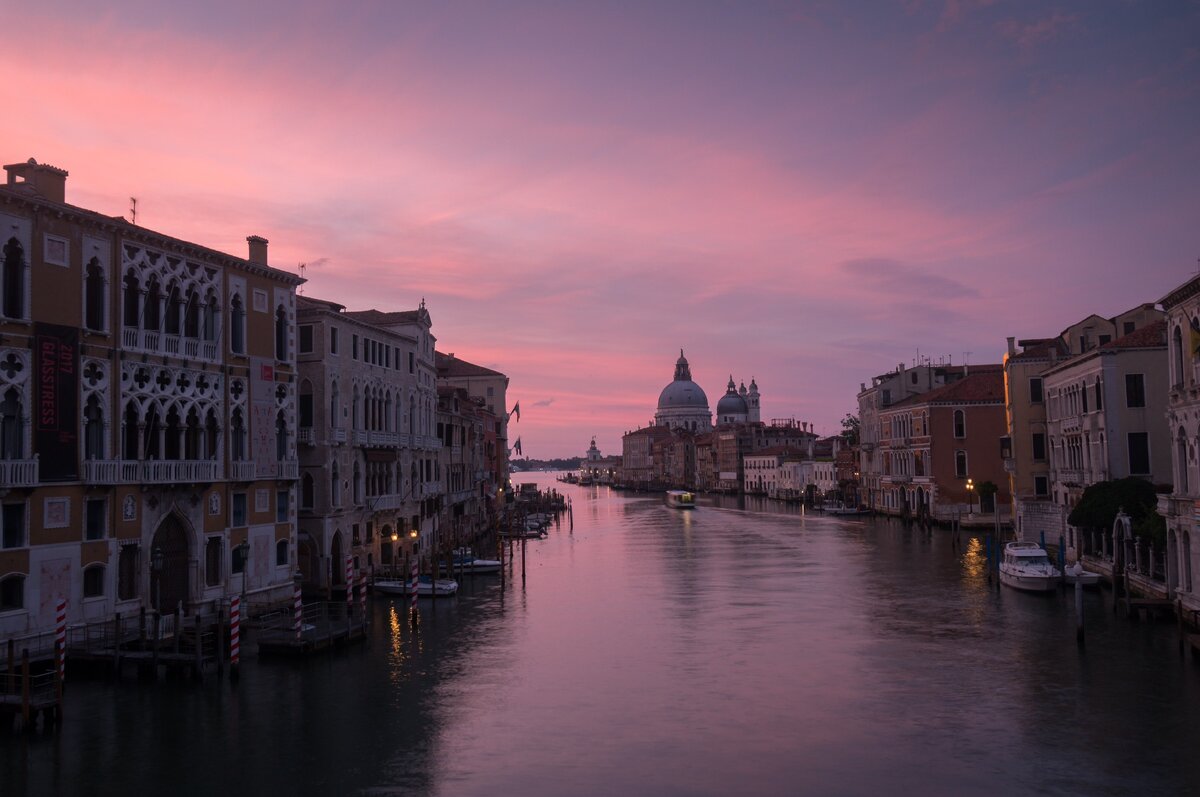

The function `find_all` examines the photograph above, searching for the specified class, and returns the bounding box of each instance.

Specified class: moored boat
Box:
[665,490,696,509]
[373,575,459,597]
[825,502,867,515]
[999,542,1061,592]
[447,548,502,574]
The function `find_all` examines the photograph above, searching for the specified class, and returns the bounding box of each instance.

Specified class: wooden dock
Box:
[256,602,368,657]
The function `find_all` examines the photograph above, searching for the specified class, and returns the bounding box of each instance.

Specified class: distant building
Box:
[580,437,620,484]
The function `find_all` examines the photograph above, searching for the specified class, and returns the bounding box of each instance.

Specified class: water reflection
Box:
[5,474,1200,796]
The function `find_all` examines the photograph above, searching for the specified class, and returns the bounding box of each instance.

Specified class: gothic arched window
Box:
[85,257,106,331]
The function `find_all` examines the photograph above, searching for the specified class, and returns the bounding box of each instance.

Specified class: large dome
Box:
[658,379,709,409]
[716,392,748,416]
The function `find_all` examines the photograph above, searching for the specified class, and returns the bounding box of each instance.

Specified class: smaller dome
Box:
[717,392,748,416]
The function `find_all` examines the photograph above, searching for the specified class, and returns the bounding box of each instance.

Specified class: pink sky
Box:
[4,1,1198,457]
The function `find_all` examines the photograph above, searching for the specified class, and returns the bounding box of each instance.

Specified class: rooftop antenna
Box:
[298,262,306,295]
[962,351,972,366]
[129,197,137,226]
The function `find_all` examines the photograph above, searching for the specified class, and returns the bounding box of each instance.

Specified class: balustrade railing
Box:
[82,459,119,483]
[298,427,315,445]
[230,460,257,481]
[0,457,38,487]
[332,427,347,444]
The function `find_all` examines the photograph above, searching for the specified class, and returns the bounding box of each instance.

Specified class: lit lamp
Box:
[151,546,164,613]
[966,478,975,514]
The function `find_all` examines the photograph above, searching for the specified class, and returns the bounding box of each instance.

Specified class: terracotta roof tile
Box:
[886,370,1005,409]
[1098,319,1166,350]
[435,351,506,378]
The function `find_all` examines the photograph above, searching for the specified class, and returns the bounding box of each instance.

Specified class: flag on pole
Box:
[511,401,521,422]
[514,437,522,456]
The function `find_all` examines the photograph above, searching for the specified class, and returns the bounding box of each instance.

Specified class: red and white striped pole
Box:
[345,555,354,618]
[55,598,67,683]
[229,595,241,667]
[293,581,303,641]
[410,560,418,609]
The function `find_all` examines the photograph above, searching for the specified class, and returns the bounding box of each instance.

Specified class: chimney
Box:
[1006,337,1016,357]
[4,158,68,203]
[246,235,268,265]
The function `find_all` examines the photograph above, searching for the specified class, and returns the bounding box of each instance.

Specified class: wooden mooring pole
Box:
[1075,578,1085,650]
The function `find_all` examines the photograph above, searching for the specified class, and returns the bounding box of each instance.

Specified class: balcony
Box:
[276,460,300,480]
[121,460,222,484]
[424,481,442,496]
[0,457,38,487]
[1058,468,1084,485]
[1060,416,1081,434]
[369,493,405,511]
[397,433,411,448]
[230,461,257,482]
[82,459,120,484]
[368,431,400,448]
[352,430,368,446]
[120,326,220,364]
[298,427,315,446]
[331,427,347,444]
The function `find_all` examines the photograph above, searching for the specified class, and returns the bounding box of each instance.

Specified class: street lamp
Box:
[966,478,975,515]
[151,546,164,613]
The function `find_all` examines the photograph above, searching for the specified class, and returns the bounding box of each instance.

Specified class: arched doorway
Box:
[150,514,190,613]
[298,532,319,587]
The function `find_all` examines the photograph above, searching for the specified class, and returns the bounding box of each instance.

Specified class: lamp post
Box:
[235,541,250,611]
[151,546,164,613]
[391,531,398,578]
[966,478,975,515]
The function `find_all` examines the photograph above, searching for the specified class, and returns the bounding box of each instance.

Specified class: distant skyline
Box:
[4,1,1198,457]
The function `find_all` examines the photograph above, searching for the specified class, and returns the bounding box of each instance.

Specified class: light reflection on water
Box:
[5,473,1200,797]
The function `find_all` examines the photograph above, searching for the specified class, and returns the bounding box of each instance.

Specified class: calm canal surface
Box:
[5,473,1200,796]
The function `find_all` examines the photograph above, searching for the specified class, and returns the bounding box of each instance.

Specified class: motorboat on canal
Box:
[1062,561,1101,588]
[825,502,867,516]
[447,548,502,574]
[665,490,696,509]
[999,542,1062,592]
[373,575,459,597]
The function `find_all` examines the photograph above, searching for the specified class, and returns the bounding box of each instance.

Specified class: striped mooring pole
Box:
[229,595,241,667]
[346,555,354,614]
[292,581,303,641]
[359,569,367,618]
[55,598,67,682]
[410,560,419,610]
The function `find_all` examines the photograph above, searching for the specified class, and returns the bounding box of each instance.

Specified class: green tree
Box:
[1067,477,1158,530]
[840,413,860,445]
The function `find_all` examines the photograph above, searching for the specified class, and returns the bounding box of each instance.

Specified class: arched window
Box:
[164,405,182,460]
[0,387,24,460]
[331,461,341,507]
[353,461,362,504]
[953,410,966,438]
[2,237,25,319]
[123,270,141,328]
[1174,325,1186,388]
[230,294,245,354]
[183,289,200,338]
[165,284,182,335]
[83,564,105,598]
[84,395,105,460]
[275,411,288,461]
[0,573,24,611]
[230,409,246,461]
[85,257,106,331]
[203,293,219,342]
[330,380,340,428]
[184,407,202,459]
[352,386,361,430]
[955,450,967,478]
[204,409,220,460]
[274,305,288,361]
[302,472,314,509]
[408,394,416,435]
[144,404,162,460]
[299,380,314,429]
[144,275,161,331]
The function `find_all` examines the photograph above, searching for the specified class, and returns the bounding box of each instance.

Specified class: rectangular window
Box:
[299,325,314,354]
[1032,433,1046,462]
[330,327,339,355]
[1034,475,1049,497]
[1081,384,1088,413]
[85,499,107,540]
[1123,321,1135,335]
[118,545,139,600]
[409,352,415,373]
[276,539,289,567]
[385,347,390,369]
[1128,432,1150,474]
[1098,334,1111,346]
[1125,374,1146,408]
[276,490,289,523]
[232,493,248,527]
[352,334,359,360]
[205,538,223,587]
[83,566,105,598]
[1095,380,1103,411]
[1029,377,1043,403]
[487,386,494,397]
[2,503,25,549]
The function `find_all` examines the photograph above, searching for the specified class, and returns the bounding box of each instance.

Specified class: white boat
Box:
[1063,562,1101,588]
[999,542,1061,592]
[448,548,502,574]
[373,576,459,597]
[665,490,696,509]
[825,503,867,515]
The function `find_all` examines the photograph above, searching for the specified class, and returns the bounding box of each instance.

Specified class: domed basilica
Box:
[654,351,759,432]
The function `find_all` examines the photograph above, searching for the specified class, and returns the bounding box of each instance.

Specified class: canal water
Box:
[5,473,1200,796]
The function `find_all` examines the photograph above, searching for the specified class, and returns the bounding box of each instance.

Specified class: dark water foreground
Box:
[5,474,1200,796]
